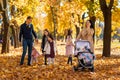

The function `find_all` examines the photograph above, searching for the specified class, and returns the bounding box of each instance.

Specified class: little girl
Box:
[66,29,74,65]
[31,46,40,64]
[44,34,57,65]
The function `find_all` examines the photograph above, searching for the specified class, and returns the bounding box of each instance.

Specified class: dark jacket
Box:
[19,23,37,42]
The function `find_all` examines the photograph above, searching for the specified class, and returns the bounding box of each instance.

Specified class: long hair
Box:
[88,20,95,42]
[43,29,49,38]
[65,29,72,40]
[47,34,54,40]
[41,29,50,50]
[88,20,94,29]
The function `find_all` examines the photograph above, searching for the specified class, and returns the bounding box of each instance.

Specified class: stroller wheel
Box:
[89,67,94,72]
[73,66,78,72]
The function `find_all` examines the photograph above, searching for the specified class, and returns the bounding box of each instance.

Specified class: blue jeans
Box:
[20,39,33,65]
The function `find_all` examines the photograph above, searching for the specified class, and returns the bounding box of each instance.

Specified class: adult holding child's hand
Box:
[19,16,38,66]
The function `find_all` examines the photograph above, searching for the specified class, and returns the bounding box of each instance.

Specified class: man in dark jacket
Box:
[19,16,38,66]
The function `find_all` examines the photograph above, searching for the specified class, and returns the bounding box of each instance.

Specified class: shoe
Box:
[67,57,70,64]
[27,64,31,66]
[20,63,23,66]
[88,67,94,72]
[90,68,94,72]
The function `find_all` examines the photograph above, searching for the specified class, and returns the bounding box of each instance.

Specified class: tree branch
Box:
[0,0,3,11]
[109,0,114,10]
[3,0,7,9]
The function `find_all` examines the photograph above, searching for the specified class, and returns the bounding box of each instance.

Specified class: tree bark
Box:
[1,0,10,53]
[1,20,9,53]
[50,6,58,40]
[16,28,20,47]
[72,13,80,38]
[102,10,112,57]
[75,25,80,38]
[10,25,17,48]
[99,0,114,57]
[7,39,9,53]
[76,14,80,38]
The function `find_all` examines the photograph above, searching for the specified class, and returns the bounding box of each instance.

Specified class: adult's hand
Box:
[75,38,79,42]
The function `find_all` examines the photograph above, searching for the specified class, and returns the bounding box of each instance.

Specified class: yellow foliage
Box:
[95,27,102,37]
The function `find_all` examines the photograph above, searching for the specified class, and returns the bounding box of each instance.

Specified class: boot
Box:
[67,57,70,64]
[69,56,72,65]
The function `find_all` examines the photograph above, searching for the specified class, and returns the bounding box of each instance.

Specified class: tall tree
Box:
[50,6,58,40]
[71,13,80,38]
[0,0,10,53]
[99,0,114,57]
[10,20,20,48]
[50,0,61,40]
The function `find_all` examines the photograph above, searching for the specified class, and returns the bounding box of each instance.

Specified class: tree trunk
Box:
[99,0,114,57]
[50,6,58,40]
[7,39,9,53]
[16,28,19,47]
[1,21,9,53]
[75,25,80,38]
[1,0,9,53]
[72,13,80,38]
[10,25,17,48]
[76,14,80,38]
[102,10,112,57]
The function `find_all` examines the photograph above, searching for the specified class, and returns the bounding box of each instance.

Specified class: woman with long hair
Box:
[77,20,94,53]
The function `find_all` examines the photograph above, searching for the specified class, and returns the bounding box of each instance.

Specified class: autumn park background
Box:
[0,0,120,80]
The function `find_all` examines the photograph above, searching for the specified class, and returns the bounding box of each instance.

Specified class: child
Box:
[41,29,50,65]
[65,29,74,65]
[44,34,57,65]
[31,46,40,64]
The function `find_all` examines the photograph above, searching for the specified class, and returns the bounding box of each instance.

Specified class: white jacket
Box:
[44,41,57,54]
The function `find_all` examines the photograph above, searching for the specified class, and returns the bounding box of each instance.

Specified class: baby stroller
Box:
[73,40,95,72]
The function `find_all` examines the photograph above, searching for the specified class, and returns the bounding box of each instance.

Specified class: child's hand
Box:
[42,53,45,56]
[40,48,42,51]
[43,51,46,55]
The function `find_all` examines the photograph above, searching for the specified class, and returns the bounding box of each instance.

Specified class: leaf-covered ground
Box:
[0,41,120,80]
